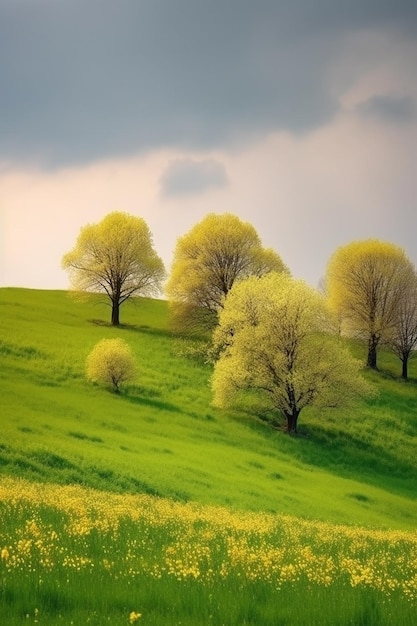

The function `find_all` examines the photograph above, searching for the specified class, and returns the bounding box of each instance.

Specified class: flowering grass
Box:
[1,477,416,625]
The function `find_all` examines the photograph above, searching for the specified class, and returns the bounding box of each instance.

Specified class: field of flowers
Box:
[1,477,416,625]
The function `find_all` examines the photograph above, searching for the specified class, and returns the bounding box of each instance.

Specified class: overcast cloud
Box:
[160,159,228,197]
[356,94,416,123]
[1,1,417,291]
[1,0,416,167]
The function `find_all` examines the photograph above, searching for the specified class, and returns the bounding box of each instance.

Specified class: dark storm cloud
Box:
[160,158,228,197]
[0,0,416,167]
[356,94,416,123]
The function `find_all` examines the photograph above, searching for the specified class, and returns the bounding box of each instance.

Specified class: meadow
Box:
[1,477,416,625]
[0,287,417,624]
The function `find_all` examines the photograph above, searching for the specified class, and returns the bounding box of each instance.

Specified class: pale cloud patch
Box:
[0,156,164,289]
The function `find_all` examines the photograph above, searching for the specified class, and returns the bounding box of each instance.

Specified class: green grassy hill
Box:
[1,287,416,530]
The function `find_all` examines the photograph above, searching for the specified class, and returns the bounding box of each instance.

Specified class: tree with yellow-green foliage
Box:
[325,239,414,370]
[166,213,288,333]
[62,212,165,326]
[386,270,417,379]
[86,338,136,393]
[212,273,372,434]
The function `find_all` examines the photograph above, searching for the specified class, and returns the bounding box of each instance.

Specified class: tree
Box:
[86,338,136,393]
[165,213,288,333]
[62,212,165,326]
[211,273,372,434]
[325,239,414,370]
[386,271,417,379]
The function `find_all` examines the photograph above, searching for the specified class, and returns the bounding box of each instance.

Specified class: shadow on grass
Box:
[0,340,48,360]
[369,367,417,387]
[303,423,416,469]
[297,427,417,499]
[124,392,182,414]
[88,319,173,339]
[228,402,417,498]
[0,444,164,496]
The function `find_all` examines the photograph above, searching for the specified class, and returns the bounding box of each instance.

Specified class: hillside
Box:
[0,287,416,530]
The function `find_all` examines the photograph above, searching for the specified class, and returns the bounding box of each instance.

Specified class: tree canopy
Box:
[212,273,372,434]
[62,212,165,325]
[86,338,136,393]
[325,239,414,369]
[165,213,288,332]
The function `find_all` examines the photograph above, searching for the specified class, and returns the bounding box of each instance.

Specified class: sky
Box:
[1,0,417,293]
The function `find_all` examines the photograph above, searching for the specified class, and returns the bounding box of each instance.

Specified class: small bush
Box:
[86,338,137,393]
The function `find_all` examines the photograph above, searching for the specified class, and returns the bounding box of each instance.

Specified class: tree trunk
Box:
[367,334,378,369]
[111,377,120,393]
[286,410,299,435]
[111,300,120,326]
[401,356,408,380]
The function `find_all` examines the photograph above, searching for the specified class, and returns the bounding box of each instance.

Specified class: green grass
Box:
[1,287,417,624]
[0,287,416,530]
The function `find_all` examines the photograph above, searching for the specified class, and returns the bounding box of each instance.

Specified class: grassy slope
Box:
[0,287,416,530]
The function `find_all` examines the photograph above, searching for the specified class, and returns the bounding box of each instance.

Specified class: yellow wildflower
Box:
[129,611,142,623]
[1,547,9,560]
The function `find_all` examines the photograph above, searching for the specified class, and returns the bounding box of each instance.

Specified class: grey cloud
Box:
[0,0,416,168]
[160,158,228,197]
[356,94,416,123]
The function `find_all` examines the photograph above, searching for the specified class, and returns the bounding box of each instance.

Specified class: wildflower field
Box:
[1,477,416,625]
